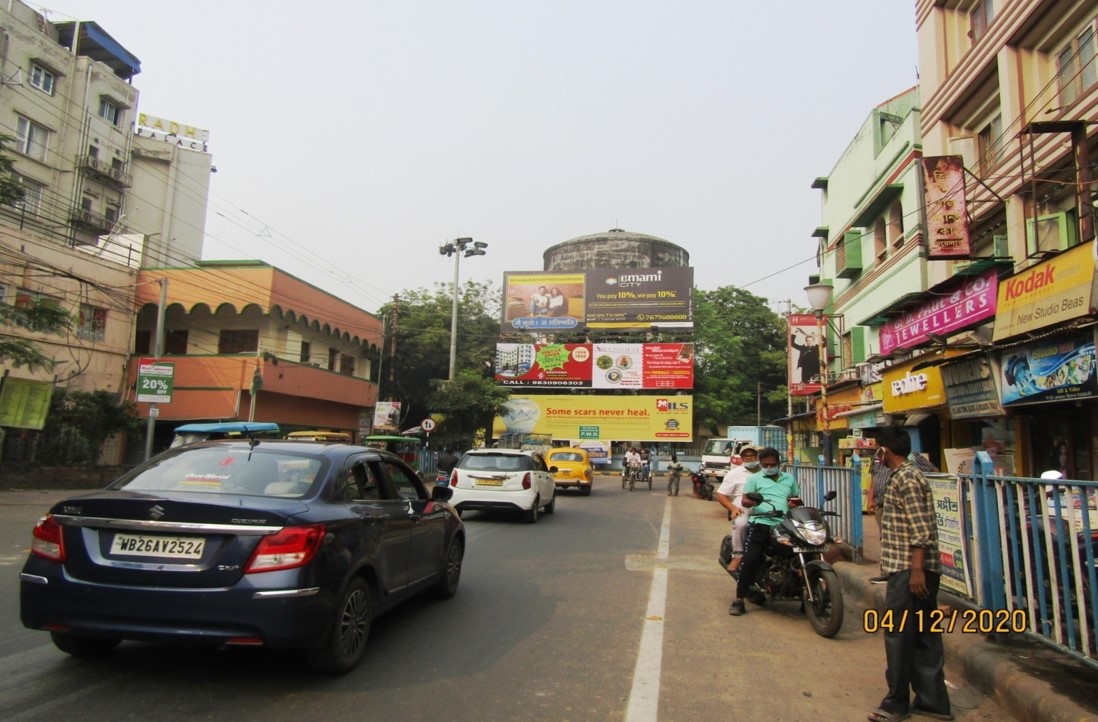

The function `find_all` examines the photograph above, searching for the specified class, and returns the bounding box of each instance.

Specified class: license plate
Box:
[474,478,504,486]
[110,533,206,559]
[557,470,573,477]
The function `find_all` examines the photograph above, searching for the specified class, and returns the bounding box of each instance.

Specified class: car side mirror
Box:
[823,490,837,501]
[431,485,454,502]
[549,465,558,473]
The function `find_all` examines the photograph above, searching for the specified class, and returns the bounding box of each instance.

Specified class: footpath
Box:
[839,514,1098,722]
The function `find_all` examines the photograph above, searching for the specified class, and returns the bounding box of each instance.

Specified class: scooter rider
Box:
[729,446,801,616]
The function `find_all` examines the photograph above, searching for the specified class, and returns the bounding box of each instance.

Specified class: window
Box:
[77,304,107,341]
[105,204,119,225]
[873,218,887,260]
[164,329,189,355]
[978,114,1005,174]
[15,116,50,162]
[217,329,258,354]
[888,200,905,248]
[15,288,61,312]
[0,284,7,305]
[382,461,423,501]
[98,97,122,126]
[1057,21,1097,106]
[28,63,55,95]
[328,348,339,371]
[969,0,994,44]
[11,177,45,216]
[340,353,355,376]
[300,340,311,363]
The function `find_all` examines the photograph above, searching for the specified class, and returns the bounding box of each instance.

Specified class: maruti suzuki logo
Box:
[1004,266,1055,300]
[148,505,165,520]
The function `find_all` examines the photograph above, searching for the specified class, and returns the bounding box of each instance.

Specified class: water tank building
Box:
[543,228,689,272]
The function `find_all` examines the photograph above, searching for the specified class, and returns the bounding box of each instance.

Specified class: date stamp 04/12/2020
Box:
[862,608,1029,635]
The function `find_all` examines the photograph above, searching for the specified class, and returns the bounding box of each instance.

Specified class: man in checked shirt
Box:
[867,426,953,722]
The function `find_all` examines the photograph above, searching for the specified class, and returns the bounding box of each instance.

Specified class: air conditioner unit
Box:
[1026,211,1077,257]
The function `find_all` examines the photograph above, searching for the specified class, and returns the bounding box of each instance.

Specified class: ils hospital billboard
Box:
[494,395,693,442]
[502,267,693,331]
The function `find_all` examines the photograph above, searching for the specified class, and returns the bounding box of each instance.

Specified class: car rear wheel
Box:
[524,498,540,524]
[307,577,373,675]
[581,485,592,496]
[50,632,120,657]
[433,537,464,599]
[544,493,556,515]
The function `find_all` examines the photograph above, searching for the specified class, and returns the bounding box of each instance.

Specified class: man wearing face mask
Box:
[868,437,938,583]
[728,446,801,616]
[715,445,760,576]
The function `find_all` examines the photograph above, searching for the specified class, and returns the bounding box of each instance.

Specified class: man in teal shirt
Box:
[729,446,801,616]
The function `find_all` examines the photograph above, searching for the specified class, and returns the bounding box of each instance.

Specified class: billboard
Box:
[0,378,53,430]
[495,343,694,389]
[992,241,1096,341]
[878,269,997,355]
[493,395,693,442]
[999,332,1097,406]
[502,267,693,331]
[788,314,823,396]
[372,401,402,431]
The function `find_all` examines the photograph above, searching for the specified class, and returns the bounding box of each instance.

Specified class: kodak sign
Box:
[993,241,1097,341]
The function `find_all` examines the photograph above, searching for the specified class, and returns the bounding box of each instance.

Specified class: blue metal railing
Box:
[787,456,865,563]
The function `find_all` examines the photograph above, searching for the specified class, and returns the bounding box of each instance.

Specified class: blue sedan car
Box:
[20,440,465,675]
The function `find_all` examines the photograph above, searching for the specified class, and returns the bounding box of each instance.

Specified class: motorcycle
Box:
[725,489,845,637]
[690,467,714,501]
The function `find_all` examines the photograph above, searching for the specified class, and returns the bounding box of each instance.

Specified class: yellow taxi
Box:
[546,447,593,496]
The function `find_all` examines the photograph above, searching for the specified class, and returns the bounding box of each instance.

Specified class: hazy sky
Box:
[48,1,919,316]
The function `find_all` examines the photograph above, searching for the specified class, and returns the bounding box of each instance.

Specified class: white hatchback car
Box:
[447,449,557,523]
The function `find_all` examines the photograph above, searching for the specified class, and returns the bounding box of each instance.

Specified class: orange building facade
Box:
[129,262,382,447]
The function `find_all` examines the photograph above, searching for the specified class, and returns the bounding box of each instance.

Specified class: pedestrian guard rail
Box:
[787,453,1098,669]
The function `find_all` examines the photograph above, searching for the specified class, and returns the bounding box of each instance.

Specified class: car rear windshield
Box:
[461,453,533,472]
[549,452,585,462]
[110,447,328,498]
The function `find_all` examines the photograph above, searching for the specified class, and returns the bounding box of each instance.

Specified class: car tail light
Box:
[31,514,66,562]
[522,472,532,490]
[245,525,325,574]
[450,470,458,487]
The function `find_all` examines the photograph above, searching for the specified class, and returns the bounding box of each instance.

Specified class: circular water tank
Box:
[543,228,689,271]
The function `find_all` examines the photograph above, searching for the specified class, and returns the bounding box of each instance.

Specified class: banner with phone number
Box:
[495,343,693,389]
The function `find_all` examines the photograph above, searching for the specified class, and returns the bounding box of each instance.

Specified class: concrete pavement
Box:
[838,514,1098,722]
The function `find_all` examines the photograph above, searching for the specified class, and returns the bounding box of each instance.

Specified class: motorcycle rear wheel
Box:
[804,568,844,638]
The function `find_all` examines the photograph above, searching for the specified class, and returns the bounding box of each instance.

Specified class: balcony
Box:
[835,232,863,279]
[70,207,113,234]
[77,154,133,187]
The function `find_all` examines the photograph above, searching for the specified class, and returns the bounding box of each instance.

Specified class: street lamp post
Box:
[804,282,833,465]
[439,237,488,381]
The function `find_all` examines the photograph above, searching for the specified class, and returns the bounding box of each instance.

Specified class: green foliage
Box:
[378,280,502,444]
[35,389,142,465]
[692,286,788,435]
[0,133,25,207]
[0,300,73,371]
[427,370,511,449]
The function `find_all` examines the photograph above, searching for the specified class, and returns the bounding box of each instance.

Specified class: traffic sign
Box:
[421,418,437,432]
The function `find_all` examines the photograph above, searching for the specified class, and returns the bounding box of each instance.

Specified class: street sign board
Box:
[137,360,175,403]
[421,418,436,432]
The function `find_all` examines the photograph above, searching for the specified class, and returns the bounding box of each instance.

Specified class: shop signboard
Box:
[998,332,1097,406]
[501,268,693,331]
[992,241,1096,341]
[372,401,401,431]
[494,395,693,442]
[878,269,997,355]
[922,156,972,259]
[927,473,974,597]
[882,361,947,413]
[494,343,694,389]
[941,355,1003,419]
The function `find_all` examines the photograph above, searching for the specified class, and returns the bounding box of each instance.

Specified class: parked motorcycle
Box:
[727,489,845,637]
[690,467,714,501]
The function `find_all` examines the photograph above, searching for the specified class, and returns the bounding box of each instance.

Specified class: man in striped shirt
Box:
[867,426,952,722]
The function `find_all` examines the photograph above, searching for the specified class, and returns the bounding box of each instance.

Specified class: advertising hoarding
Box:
[788,314,823,396]
[992,241,1096,341]
[998,332,1097,406]
[494,395,692,442]
[502,268,693,331]
[373,401,402,431]
[941,355,1003,419]
[495,343,694,389]
[0,378,53,430]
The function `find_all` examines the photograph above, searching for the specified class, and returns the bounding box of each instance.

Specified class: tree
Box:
[692,286,788,435]
[378,280,503,446]
[35,389,143,465]
[0,300,72,371]
[426,369,511,450]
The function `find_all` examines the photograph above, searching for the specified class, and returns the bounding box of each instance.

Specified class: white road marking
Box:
[625,497,672,722]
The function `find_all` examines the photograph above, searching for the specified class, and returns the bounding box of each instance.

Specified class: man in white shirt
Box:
[715,445,760,576]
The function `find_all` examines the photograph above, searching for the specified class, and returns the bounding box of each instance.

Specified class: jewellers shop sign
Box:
[879,269,997,356]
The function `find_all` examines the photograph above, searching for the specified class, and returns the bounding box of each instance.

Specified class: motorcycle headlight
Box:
[794,520,828,546]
